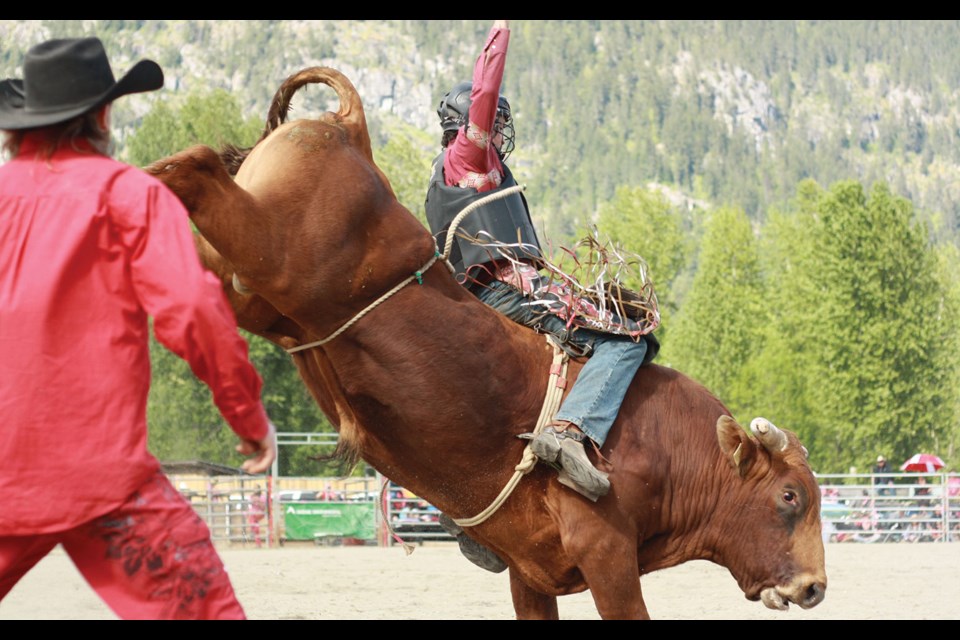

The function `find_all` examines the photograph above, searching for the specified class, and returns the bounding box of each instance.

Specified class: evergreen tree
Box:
[371,119,434,227]
[930,243,960,470]
[126,89,261,168]
[797,181,948,472]
[746,180,828,460]
[667,206,765,418]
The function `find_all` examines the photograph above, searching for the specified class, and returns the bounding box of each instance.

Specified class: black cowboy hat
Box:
[0,37,163,130]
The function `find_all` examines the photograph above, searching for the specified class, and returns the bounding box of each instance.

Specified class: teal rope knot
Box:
[415,251,441,285]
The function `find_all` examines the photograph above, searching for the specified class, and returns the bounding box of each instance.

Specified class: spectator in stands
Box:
[397,503,419,524]
[248,489,267,548]
[853,489,873,510]
[207,478,223,503]
[872,455,895,496]
[913,476,932,507]
[389,488,406,513]
[420,501,440,523]
[320,484,339,501]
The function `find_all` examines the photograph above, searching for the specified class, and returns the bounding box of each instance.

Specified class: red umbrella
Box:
[900,453,946,473]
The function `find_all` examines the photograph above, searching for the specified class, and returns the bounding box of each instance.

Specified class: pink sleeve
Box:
[126,178,270,442]
[443,25,510,186]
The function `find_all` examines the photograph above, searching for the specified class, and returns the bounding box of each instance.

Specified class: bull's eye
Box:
[783,490,797,505]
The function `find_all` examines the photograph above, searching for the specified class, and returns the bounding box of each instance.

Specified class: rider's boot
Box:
[438,513,508,574]
[518,422,610,502]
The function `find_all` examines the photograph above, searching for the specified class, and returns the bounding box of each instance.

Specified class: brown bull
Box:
[146,67,826,619]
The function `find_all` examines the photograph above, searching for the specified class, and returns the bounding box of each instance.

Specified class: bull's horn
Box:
[232,272,253,295]
[751,417,788,452]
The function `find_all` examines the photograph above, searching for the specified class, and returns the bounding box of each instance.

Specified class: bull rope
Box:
[284,250,443,354]
[284,185,526,354]
[283,184,561,529]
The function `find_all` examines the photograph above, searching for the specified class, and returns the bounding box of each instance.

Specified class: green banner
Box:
[283,501,376,540]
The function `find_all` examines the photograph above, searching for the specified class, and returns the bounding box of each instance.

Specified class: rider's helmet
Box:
[437,81,473,133]
[437,81,515,160]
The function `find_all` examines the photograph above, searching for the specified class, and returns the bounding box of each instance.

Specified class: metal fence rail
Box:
[174,477,267,545]
[816,472,959,543]
[165,470,960,546]
[166,473,453,547]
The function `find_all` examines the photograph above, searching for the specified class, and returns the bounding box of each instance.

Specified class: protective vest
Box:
[425,151,543,282]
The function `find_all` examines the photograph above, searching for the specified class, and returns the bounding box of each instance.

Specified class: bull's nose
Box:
[801,582,826,609]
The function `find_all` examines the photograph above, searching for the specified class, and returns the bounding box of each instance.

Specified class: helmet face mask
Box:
[495,96,515,161]
[437,82,515,161]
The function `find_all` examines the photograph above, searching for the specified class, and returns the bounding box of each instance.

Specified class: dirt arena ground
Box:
[1,540,957,620]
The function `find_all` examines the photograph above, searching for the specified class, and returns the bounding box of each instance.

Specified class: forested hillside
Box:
[4,20,960,241]
[4,20,959,476]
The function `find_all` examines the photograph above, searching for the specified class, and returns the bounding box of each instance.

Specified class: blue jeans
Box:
[475,279,649,447]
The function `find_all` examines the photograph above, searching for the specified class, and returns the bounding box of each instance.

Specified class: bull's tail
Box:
[221,66,374,176]
[263,66,373,162]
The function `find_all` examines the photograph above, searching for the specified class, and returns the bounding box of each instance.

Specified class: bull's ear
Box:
[717,415,754,477]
